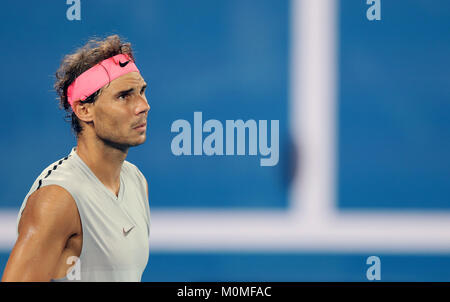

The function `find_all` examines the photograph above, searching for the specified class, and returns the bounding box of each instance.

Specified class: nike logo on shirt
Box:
[123,225,135,236]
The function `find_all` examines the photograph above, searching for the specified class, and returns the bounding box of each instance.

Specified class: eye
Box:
[118,94,130,100]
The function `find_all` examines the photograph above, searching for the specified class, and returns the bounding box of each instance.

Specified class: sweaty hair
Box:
[54,35,135,137]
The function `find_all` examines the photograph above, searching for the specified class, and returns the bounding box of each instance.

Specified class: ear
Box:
[72,100,95,123]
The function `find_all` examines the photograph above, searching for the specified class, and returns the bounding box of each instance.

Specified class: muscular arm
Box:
[1,185,80,282]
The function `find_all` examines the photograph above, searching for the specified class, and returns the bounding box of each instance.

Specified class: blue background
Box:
[338,0,450,210]
[0,0,449,281]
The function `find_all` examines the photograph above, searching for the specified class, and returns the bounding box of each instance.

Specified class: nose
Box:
[135,94,150,115]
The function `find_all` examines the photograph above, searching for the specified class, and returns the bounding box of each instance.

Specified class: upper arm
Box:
[1,185,80,282]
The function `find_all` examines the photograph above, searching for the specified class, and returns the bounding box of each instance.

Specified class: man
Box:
[1,35,151,282]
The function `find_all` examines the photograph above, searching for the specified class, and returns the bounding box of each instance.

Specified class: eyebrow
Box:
[115,83,147,98]
[115,88,134,98]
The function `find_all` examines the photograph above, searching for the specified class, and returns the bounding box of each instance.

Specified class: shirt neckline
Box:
[70,147,125,203]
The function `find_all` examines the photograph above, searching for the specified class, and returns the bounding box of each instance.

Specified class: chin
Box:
[100,134,146,150]
[129,135,147,147]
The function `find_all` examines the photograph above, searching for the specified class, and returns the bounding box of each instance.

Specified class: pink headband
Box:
[67,53,140,108]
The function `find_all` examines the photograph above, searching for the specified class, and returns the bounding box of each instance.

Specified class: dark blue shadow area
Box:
[2,251,450,281]
[0,252,10,280]
[142,252,450,281]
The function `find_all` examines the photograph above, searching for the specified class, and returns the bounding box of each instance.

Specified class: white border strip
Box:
[2,0,450,253]
[0,210,18,249]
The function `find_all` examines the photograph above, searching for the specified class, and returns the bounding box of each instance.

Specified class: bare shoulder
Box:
[2,185,81,281]
[19,185,80,238]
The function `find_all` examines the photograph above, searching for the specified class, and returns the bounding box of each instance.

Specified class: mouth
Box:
[133,122,147,132]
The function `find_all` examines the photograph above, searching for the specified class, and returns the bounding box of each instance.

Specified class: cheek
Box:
[95,108,131,135]
[95,110,116,131]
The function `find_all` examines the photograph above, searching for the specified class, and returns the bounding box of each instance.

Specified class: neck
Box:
[76,133,128,197]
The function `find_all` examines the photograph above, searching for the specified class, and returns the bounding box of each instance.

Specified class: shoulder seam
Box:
[36,155,72,190]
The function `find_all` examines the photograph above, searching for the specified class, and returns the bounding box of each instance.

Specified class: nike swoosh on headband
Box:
[119,60,130,68]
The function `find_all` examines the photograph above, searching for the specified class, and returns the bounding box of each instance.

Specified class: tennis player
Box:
[1,35,151,282]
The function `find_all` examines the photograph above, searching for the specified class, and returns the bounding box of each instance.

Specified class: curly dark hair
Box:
[54,35,135,136]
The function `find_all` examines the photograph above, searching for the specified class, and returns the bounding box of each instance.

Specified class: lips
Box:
[133,122,147,131]
[134,122,147,129]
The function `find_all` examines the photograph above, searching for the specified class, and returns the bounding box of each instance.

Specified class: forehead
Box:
[104,71,146,93]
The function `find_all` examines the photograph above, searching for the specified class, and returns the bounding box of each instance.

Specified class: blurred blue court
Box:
[0,0,449,281]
